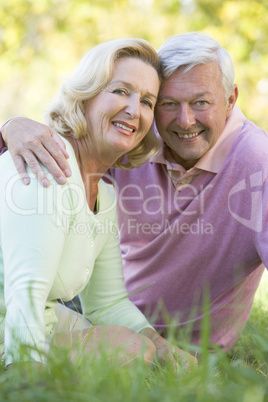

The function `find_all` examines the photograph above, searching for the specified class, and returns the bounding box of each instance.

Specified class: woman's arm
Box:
[1,117,71,186]
[0,156,67,365]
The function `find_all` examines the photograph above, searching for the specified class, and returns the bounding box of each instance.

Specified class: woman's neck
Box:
[65,135,111,212]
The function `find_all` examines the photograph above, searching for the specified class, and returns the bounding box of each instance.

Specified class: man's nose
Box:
[175,104,196,129]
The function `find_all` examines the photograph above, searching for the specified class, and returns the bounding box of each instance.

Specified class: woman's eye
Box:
[113,89,128,95]
[141,99,153,109]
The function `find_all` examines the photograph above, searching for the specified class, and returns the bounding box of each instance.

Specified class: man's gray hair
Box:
[158,32,235,100]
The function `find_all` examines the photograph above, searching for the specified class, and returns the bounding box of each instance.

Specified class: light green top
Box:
[0,137,152,365]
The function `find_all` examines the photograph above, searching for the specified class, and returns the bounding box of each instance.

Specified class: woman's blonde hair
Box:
[44,38,162,169]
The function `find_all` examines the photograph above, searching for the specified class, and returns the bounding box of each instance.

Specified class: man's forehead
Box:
[159,62,221,96]
[164,61,220,82]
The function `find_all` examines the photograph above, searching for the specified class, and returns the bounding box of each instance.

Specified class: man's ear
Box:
[226,84,238,117]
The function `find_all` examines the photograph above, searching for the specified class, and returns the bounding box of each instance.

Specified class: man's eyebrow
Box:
[157,94,175,100]
[192,91,213,98]
[109,80,158,99]
[158,91,212,100]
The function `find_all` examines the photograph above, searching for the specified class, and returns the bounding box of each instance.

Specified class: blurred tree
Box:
[0,0,267,129]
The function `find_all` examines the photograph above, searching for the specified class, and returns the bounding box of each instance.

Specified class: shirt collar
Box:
[151,105,246,174]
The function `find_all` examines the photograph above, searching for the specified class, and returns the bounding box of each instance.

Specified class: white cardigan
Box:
[0,137,152,365]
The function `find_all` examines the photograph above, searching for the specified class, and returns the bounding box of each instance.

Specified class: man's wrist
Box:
[0,122,8,154]
[1,118,15,144]
[0,118,20,154]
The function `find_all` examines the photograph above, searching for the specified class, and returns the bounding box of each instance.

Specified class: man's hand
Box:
[2,117,72,187]
[139,328,198,373]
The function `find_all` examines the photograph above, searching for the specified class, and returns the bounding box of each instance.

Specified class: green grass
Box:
[1,273,267,402]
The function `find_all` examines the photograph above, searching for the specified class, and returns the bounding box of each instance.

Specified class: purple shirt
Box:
[107,106,267,350]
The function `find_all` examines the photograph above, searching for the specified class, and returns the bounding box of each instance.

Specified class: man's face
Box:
[155,62,237,169]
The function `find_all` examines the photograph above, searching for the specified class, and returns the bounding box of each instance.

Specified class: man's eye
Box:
[159,101,175,107]
[196,100,207,106]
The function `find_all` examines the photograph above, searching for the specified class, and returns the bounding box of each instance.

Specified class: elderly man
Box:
[1,32,267,352]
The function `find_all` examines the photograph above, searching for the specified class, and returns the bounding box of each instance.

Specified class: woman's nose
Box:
[125,96,141,119]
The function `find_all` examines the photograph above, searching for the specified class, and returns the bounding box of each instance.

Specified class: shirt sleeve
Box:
[0,127,7,155]
[79,185,154,334]
[0,158,67,365]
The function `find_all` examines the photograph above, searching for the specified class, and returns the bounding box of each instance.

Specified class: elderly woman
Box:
[0,38,194,370]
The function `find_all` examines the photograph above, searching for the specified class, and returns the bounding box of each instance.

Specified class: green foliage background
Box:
[0,0,267,130]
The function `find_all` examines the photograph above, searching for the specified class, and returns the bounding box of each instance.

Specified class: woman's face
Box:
[84,57,160,159]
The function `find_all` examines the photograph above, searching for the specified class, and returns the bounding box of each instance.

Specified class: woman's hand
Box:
[139,328,198,373]
[53,325,156,367]
[2,117,71,186]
